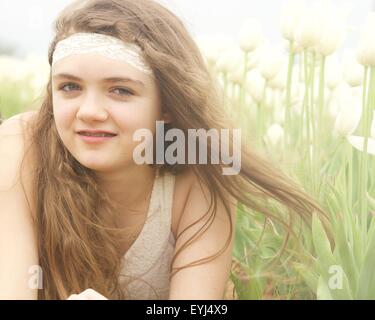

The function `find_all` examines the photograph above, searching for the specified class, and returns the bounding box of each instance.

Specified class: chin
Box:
[73,154,111,172]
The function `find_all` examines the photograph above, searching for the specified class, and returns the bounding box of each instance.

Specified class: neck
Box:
[96,164,157,213]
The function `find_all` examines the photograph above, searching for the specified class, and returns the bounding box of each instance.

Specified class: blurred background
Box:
[0,0,374,57]
[0,0,373,119]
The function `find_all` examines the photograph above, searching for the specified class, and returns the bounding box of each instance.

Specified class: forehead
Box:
[51,53,152,85]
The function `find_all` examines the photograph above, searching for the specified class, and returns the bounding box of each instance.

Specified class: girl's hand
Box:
[66,288,108,300]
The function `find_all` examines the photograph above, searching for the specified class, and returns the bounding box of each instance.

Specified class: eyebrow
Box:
[52,73,145,87]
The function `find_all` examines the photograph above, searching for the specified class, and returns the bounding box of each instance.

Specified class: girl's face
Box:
[52,53,166,172]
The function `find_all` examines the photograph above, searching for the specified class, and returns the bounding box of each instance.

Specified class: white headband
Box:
[52,32,154,76]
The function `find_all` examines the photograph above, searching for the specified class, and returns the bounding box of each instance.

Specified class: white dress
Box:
[119,168,176,299]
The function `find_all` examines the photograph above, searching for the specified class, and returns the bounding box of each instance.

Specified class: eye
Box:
[112,87,134,96]
[58,83,81,92]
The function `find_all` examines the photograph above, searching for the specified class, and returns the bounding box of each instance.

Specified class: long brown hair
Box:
[21,0,326,299]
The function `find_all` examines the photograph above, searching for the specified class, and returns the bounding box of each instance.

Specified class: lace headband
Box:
[52,33,154,76]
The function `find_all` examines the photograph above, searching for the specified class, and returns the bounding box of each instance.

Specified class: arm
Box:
[169,174,237,300]
[0,115,39,299]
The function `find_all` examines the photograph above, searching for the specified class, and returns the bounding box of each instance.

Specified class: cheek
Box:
[53,97,75,127]
[115,102,161,135]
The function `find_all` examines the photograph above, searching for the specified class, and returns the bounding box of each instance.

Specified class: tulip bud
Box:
[268,65,287,91]
[280,0,306,41]
[228,62,244,85]
[356,12,375,66]
[246,70,266,104]
[294,2,324,49]
[343,51,364,87]
[216,47,243,74]
[258,46,285,81]
[197,35,235,69]
[264,123,285,147]
[238,19,263,53]
[326,56,343,90]
[314,16,346,57]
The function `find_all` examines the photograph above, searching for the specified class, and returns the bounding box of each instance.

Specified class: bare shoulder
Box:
[171,167,197,240]
[0,110,38,136]
[171,167,237,240]
[0,111,39,299]
[0,110,38,220]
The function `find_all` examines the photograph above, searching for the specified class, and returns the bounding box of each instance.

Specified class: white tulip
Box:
[314,1,350,57]
[228,62,244,85]
[196,35,235,68]
[294,2,324,49]
[216,47,243,74]
[280,0,306,41]
[326,55,343,90]
[196,37,220,67]
[356,12,375,66]
[245,47,262,71]
[268,65,287,91]
[333,86,362,137]
[264,123,285,147]
[258,46,285,81]
[245,70,266,104]
[347,135,375,155]
[343,51,364,87]
[238,19,263,53]
[357,40,375,67]
[314,16,346,57]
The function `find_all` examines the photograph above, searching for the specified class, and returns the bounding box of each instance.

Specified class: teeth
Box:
[81,132,114,137]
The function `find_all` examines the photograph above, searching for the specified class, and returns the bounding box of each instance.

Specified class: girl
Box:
[0,0,325,300]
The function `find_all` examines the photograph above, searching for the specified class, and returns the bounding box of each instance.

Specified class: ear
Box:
[161,111,173,124]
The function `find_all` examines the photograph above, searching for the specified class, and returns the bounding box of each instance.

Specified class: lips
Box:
[77,130,117,137]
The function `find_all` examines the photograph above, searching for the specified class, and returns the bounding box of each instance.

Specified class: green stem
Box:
[240,51,249,106]
[348,142,353,213]
[258,83,267,144]
[316,56,326,197]
[359,66,374,247]
[318,57,326,131]
[303,49,312,193]
[310,52,317,196]
[285,40,295,150]
[359,68,369,135]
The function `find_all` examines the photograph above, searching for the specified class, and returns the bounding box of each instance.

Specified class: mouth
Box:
[77,132,117,143]
[78,132,117,137]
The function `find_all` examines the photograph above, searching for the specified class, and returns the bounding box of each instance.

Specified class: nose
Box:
[76,91,109,122]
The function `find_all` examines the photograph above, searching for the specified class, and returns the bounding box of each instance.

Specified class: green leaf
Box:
[317,276,333,300]
[312,213,335,269]
[357,225,375,299]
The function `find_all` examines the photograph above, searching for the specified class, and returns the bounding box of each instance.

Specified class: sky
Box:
[0,0,373,58]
